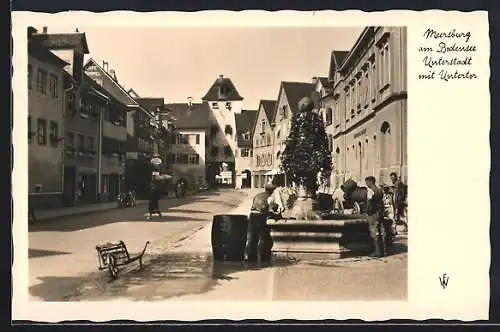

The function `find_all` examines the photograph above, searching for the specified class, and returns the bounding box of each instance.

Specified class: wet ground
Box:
[28,189,247,301]
[30,237,407,302]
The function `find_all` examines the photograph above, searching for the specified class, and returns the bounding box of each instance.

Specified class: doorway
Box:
[241,169,252,188]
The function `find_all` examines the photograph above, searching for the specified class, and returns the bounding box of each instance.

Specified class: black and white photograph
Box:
[12,10,489,321]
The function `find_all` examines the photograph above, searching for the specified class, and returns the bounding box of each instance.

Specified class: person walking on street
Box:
[244,183,281,263]
[365,176,387,258]
[382,185,396,235]
[146,181,162,220]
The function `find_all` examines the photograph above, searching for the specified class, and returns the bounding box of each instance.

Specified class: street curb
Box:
[34,201,149,222]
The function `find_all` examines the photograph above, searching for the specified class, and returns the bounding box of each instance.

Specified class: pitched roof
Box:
[164,102,211,129]
[84,58,139,108]
[318,77,334,90]
[235,110,258,134]
[202,75,244,101]
[328,51,349,80]
[235,110,258,147]
[28,41,68,68]
[136,98,165,114]
[30,32,90,54]
[260,100,277,123]
[281,81,314,114]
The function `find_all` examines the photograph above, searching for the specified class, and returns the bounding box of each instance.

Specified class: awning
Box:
[153,174,173,181]
[265,169,283,176]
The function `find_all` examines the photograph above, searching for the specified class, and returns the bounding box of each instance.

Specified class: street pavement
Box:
[29,187,407,302]
[28,188,248,301]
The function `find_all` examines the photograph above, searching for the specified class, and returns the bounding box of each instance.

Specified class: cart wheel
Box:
[107,254,119,280]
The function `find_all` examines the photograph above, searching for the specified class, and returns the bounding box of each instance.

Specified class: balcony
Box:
[103,121,126,142]
[64,148,98,169]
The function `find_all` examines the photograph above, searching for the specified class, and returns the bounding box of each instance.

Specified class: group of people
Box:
[365,172,407,258]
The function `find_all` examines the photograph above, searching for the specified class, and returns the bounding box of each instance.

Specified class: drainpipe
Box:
[97,102,105,200]
[62,83,74,202]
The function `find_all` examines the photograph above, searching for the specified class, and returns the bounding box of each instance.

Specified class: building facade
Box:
[328,26,407,188]
[271,82,314,186]
[252,100,276,188]
[27,30,67,209]
[163,101,210,190]
[83,59,140,200]
[234,110,257,189]
[202,75,244,187]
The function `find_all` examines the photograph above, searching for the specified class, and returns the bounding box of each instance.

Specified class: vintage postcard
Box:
[11,10,490,322]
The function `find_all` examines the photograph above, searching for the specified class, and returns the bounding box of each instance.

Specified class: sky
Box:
[67,27,363,110]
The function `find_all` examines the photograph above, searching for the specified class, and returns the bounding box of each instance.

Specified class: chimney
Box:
[109,69,117,81]
[187,97,193,108]
[218,74,224,81]
[312,76,319,84]
[75,28,79,33]
[42,27,48,34]
[102,61,109,72]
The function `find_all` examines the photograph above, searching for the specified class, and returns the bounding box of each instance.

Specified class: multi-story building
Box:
[162,100,210,190]
[83,59,139,200]
[202,75,244,187]
[251,100,276,188]
[30,28,98,206]
[62,74,105,205]
[27,28,68,209]
[271,81,314,186]
[328,26,407,187]
[234,109,257,189]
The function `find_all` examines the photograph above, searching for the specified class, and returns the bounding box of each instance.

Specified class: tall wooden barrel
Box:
[211,214,249,262]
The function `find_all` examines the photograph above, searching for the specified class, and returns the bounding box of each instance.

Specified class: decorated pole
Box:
[281,95,332,220]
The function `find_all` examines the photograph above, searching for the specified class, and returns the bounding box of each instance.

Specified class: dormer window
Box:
[225,102,232,110]
[242,132,251,140]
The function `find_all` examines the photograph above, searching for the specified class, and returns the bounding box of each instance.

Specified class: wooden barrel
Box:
[211,214,249,262]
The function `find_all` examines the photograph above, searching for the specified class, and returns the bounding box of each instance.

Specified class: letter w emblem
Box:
[439,273,449,289]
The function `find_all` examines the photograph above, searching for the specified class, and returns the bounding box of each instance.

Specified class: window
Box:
[212,102,219,109]
[28,64,32,90]
[77,134,85,151]
[174,153,188,164]
[328,134,334,152]
[66,132,74,148]
[242,132,251,140]
[345,89,351,122]
[370,55,377,101]
[281,105,288,119]
[362,68,370,108]
[87,136,95,151]
[225,125,233,136]
[261,120,266,134]
[37,69,47,94]
[37,119,46,145]
[326,108,333,125]
[357,77,362,111]
[49,73,58,98]
[28,116,33,143]
[175,134,189,145]
[266,134,271,146]
[379,38,391,89]
[195,134,200,145]
[49,121,58,147]
[188,154,200,165]
[225,102,232,110]
[241,148,251,157]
